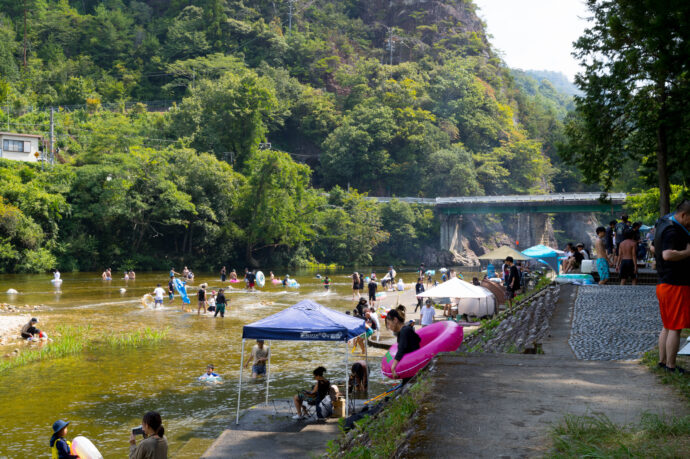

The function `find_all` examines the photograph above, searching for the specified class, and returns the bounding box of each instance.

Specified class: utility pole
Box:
[389,26,394,66]
[49,107,54,165]
[288,0,294,34]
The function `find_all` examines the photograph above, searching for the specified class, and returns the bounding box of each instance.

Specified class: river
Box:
[0,268,428,457]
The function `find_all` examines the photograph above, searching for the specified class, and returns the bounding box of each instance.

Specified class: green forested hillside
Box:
[0,0,574,271]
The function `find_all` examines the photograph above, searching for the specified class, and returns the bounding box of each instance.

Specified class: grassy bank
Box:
[640,330,690,403]
[327,375,432,458]
[0,325,168,373]
[548,413,690,458]
[550,332,690,456]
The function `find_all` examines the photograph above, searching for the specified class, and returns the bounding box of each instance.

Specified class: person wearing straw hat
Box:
[49,420,78,459]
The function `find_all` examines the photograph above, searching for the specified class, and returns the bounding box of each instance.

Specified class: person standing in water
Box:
[197,284,207,315]
[368,277,377,307]
[214,289,227,318]
[220,266,227,282]
[153,284,166,308]
[244,340,269,378]
[323,276,331,291]
[167,276,175,305]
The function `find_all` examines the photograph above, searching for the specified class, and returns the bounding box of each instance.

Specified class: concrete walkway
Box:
[407,285,688,458]
[201,401,341,459]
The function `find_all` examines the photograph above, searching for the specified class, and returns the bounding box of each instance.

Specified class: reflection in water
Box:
[0,270,404,457]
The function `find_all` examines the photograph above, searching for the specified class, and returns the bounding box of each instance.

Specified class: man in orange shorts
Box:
[654,200,690,374]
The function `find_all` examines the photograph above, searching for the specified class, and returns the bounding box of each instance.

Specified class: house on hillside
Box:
[0,132,44,162]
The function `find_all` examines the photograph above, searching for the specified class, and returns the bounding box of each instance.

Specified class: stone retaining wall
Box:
[461,285,561,353]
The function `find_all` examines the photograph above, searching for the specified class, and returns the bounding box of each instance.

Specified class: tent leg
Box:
[265,340,271,406]
[236,339,246,425]
[345,340,349,417]
[365,332,368,374]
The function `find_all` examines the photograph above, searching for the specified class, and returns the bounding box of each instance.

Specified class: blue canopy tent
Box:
[236,299,367,424]
[522,244,560,272]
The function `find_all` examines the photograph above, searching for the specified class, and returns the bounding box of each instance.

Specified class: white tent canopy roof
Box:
[418,278,496,316]
[418,277,492,299]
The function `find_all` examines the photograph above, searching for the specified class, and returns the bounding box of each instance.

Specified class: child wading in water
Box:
[323,276,330,291]
[49,420,78,458]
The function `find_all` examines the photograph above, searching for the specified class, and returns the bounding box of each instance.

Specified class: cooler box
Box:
[580,259,594,273]
[332,397,346,418]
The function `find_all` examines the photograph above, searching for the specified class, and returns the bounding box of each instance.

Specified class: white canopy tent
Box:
[417,277,497,316]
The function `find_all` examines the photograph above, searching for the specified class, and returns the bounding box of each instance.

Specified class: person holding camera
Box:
[129,411,168,459]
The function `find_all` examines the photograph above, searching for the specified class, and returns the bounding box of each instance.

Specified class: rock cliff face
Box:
[359,0,491,63]
[435,212,599,266]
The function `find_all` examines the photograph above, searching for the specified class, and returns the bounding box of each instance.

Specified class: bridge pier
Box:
[440,214,462,253]
[516,213,555,248]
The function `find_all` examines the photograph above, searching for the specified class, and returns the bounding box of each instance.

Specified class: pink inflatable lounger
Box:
[381,321,463,379]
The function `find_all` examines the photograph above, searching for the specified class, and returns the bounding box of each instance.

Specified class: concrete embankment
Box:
[405,284,689,457]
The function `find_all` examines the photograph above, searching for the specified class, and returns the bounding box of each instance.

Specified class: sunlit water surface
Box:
[0,269,416,457]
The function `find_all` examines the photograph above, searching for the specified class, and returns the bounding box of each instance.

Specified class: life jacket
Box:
[51,438,71,459]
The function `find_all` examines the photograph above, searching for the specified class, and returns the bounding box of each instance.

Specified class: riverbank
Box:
[0,314,30,346]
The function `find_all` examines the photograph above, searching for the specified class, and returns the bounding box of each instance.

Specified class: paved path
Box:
[407,285,688,458]
[569,285,661,360]
[201,399,345,458]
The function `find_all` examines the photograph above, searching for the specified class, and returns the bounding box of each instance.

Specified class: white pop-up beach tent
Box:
[418,277,496,316]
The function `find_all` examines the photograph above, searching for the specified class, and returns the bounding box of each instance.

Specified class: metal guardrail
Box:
[370,193,627,206]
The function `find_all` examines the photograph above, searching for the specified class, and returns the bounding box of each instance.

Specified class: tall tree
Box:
[567,0,690,215]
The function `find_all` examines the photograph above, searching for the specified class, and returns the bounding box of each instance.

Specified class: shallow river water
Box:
[0,269,413,458]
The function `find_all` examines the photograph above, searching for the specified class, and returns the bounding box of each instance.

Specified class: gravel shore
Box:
[0,314,31,343]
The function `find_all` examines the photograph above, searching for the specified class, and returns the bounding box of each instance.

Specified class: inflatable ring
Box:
[256,271,266,288]
[71,436,103,459]
[381,321,463,380]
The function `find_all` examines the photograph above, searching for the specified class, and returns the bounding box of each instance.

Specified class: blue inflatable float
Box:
[173,278,190,304]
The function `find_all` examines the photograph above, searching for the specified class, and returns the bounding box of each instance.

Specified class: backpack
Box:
[315,395,333,419]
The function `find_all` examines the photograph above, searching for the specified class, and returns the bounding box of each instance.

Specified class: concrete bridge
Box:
[372,192,627,253]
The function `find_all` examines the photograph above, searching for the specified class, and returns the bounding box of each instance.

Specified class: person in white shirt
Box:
[153,283,166,307]
[368,307,381,339]
[420,300,436,326]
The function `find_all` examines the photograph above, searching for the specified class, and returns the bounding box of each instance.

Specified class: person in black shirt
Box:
[605,220,616,262]
[167,276,175,305]
[214,289,227,317]
[654,200,690,374]
[197,283,207,315]
[353,298,367,318]
[385,309,421,383]
[414,278,425,312]
[505,257,521,306]
[368,279,377,306]
[292,366,330,420]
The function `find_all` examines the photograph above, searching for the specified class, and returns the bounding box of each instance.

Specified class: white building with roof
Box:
[0,132,44,162]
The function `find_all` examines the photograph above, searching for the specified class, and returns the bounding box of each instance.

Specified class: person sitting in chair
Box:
[292,366,330,420]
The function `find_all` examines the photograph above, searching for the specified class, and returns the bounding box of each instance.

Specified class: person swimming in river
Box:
[101,268,111,280]
[230,269,238,281]
[269,271,275,281]
[198,364,220,381]
[282,274,290,286]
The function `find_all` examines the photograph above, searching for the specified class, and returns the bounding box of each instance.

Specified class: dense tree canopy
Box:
[565,0,690,214]
[0,0,580,271]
